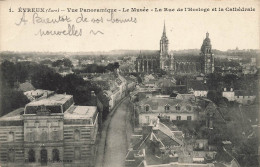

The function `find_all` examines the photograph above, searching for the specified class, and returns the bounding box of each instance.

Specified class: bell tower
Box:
[200,32,214,74]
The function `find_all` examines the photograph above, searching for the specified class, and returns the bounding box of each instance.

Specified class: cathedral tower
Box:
[200,32,214,74]
[160,21,169,57]
[159,22,172,70]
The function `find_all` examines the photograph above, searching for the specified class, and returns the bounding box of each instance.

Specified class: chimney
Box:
[90,91,97,106]
[224,88,227,91]
[91,91,96,97]
[230,88,233,91]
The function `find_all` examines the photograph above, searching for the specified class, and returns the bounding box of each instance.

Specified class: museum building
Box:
[0,93,98,167]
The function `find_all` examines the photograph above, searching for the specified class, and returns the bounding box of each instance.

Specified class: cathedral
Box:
[135,22,174,73]
[135,22,214,75]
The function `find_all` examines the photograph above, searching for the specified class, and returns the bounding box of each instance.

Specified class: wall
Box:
[0,125,24,166]
[234,96,256,105]
[194,91,208,97]
[222,91,235,101]
[139,112,196,125]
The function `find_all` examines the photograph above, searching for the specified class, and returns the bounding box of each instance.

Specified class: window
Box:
[52,149,60,162]
[40,148,47,165]
[8,132,14,142]
[186,105,191,111]
[177,116,181,120]
[52,131,59,141]
[8,149,15,162]
[187,116,192,121]
[74,129,80,141]
[41,131,48,142]
[175,105,181,111]
[165,104,170,111]
[27,132,35,142]
[145,116,150,124]
[74,147,81,160]
[28,149,35,162]
[145,105,149,112]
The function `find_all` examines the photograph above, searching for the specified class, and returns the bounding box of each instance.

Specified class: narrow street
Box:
[103,97,132,167]
[95,97,133,167]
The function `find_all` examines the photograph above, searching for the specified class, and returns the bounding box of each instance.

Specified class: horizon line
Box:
[1,48,259,54]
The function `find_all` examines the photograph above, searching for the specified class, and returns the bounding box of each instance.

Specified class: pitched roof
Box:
[139,97,194,112]
[0,108,24,121]
[136,51,160,59]
[18,82,35,92]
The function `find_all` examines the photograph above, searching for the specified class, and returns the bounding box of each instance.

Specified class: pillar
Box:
[137,61,140,72]
[142,60,145,72]
[147,60,149,73]
[151,60,153,72]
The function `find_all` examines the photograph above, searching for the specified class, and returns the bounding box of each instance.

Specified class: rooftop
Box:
[64,105,97,120]
[0,108,24,121]
[138,96,196,112]
[26,94,73,107]
[18,81,35,92]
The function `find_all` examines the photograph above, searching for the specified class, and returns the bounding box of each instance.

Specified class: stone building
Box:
[135,22,215,75]
[135,96,199,126]
[0,93,99,167]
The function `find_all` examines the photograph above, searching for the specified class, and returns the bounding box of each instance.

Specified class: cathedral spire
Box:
[160,20,169,57]
[163,21,166,36]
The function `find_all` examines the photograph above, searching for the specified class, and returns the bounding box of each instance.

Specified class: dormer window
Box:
[175,104,181,111]
[165,104,170,111]
[186,105,191,111]
[145,105,150,112]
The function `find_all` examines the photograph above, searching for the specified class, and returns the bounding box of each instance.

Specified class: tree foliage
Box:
[52,58,73,67]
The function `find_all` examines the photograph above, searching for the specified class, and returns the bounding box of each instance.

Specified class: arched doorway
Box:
[40,148,47,166]
[28,149,35,162]
[52,149,60,162]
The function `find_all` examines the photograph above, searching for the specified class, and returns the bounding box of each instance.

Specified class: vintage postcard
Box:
[0,0,259,167]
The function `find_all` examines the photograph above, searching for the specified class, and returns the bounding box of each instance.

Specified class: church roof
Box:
[174,55,201,62]
[136,51,160,59]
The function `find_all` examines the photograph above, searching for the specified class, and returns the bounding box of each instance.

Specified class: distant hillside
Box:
[1,49,259,60]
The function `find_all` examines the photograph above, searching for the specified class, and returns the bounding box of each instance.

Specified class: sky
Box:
[0,0,259,52]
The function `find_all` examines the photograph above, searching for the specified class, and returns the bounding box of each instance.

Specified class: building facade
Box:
[136,96,199,126]
[0,94,98,167]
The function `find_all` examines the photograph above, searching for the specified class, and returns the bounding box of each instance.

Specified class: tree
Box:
[1,61,17,87]
[113,62,120,69]
[31,69,63,91]
[207,90,222,104]
[63,58,73,67]
[0,86,29,116]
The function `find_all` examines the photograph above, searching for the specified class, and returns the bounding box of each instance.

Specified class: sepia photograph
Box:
[0,0,259,167]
